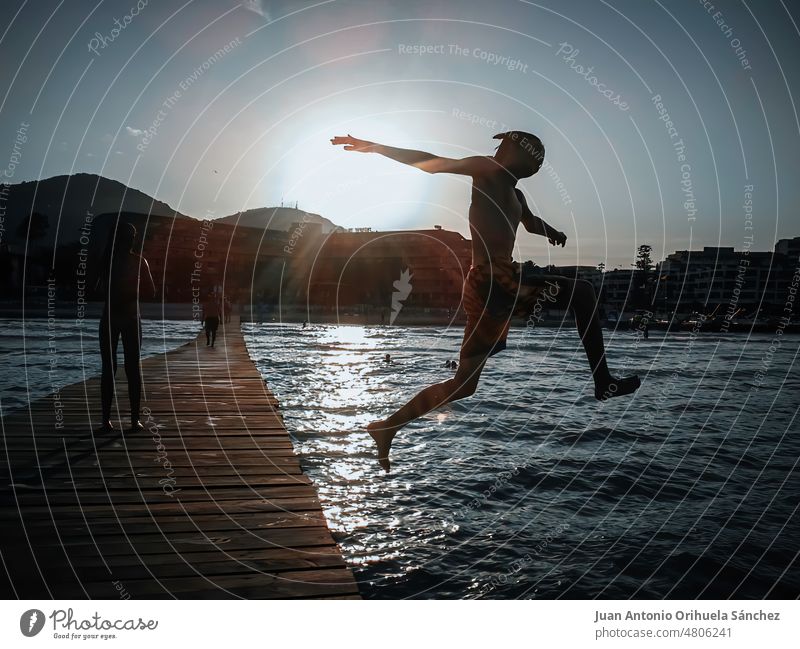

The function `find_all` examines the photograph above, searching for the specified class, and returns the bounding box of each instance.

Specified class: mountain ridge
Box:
[0,173,338,248]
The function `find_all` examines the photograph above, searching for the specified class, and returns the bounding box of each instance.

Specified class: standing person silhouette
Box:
[95,222,155,432]
[332,131,641,471]
[202,293,221,347]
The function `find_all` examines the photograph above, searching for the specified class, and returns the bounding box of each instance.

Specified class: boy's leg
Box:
[367,352,487,471]
[539,276,639,399]
[99,313,120,427]
[121,316,143,428]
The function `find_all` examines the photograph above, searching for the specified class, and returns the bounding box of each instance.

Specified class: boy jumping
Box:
[331,131,640,471]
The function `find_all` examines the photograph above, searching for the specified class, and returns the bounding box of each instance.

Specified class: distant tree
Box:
[634,244,654,306]
[16,211,49,244]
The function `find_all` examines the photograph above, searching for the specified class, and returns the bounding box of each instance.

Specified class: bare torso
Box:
[468,164,522,266]
[105,252,145,314]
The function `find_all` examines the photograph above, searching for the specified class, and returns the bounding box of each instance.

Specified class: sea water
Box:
[2,318,798,598]
[242,322,800,599]
[0,318,201,413]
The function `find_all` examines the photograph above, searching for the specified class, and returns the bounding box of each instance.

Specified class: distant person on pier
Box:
[224,296,232,324]
[332,131,640,471]
[202,293,221,347]
[95,222,155,432]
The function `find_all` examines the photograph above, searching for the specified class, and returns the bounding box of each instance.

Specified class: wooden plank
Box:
[50,569,359,599]
[2,484,322,505]
[0,316,358,599]
[0,497,326,520]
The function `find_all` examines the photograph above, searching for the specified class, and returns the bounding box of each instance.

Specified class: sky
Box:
[1,0,799,268]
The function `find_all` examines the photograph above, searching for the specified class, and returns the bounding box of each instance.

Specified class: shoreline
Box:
[2,304,798,333]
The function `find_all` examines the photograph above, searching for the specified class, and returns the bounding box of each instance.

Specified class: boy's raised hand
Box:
[548,230,567,247]
[330,134,375,152]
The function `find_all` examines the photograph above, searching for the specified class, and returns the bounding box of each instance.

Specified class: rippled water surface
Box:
[243,322,800,599]
[0,318,200,413]
[2,319,797,598]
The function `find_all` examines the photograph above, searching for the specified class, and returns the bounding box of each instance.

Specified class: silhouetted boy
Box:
[332,131,640,471]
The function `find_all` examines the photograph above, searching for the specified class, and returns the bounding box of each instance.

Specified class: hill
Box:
[216,206,337,233]
[0,173,191,249]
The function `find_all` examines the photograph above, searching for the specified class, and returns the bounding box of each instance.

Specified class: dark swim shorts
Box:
[460,258,559,360]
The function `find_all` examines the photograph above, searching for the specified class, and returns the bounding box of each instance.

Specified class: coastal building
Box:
[656,245,792,313]
[103,212,289,303]
[284,226,472,312]
[775,236,800,260]
[13,201,799,319]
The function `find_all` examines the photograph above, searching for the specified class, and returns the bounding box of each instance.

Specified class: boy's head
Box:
[493,131,545,179]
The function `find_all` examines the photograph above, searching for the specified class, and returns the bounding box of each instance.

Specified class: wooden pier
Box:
[0,318,360,599]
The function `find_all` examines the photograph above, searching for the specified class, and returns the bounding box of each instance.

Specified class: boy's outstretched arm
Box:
[516,188,567,247]
[331,134,494,176]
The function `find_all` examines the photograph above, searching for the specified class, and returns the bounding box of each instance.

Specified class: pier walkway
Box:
[0,318,359,599]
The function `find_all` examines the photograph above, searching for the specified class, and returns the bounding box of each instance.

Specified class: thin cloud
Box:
[125,126,144,137]
[241,0,270,20]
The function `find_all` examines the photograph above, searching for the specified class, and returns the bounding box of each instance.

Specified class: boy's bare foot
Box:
[595,375,641,401]
[366,419,399,472]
